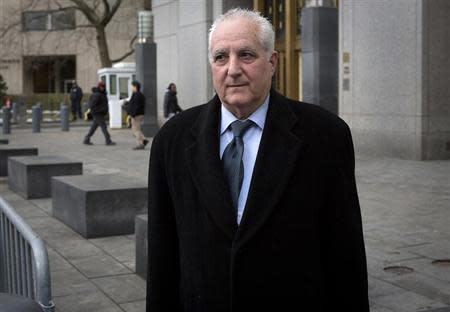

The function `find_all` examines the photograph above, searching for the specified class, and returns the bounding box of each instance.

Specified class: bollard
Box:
[17,102,27,128]
[60,104,70,131]
[32,105,41,133]
[2,107,11,134]
[11,102,18,124]
[36,102,43,122]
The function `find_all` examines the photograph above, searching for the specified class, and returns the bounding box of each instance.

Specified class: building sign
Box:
[342,52,350,91]
[0,59,21,70]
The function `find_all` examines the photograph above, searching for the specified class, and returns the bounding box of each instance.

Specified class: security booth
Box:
[97,62,136,128]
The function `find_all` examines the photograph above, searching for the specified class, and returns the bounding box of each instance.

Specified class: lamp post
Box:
[136,10,159,137]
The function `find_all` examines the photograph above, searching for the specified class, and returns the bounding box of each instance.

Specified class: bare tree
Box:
[57,0,138,68]
[0,0,140,68]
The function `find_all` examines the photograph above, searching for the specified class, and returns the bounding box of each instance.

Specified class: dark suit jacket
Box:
[129,91,145,117]
[147,90,369,312]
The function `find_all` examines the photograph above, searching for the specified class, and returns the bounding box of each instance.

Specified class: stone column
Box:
[301,6,338,114]
[339,0,450,160]
[136,43,159,137]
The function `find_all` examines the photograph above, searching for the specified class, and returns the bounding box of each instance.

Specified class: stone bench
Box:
[0,146,38,176]
[52,174,147,238]
[8,156,83,199]
[0,139,8,144]
[135,214,148,279]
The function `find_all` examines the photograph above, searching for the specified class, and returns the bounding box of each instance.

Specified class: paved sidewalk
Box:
[1,127,150,312]
[1,127,450,312]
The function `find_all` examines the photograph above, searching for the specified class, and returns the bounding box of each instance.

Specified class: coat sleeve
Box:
[320,124,369,312]
[128,93,136,117]
[146,133,181,312]
[174,99,182,113]
[163,93,169,118]
[89,93,98,110]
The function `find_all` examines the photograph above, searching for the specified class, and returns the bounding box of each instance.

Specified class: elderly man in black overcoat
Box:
[147,8,369,312]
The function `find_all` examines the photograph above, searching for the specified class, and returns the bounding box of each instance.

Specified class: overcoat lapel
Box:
[185,91,304,244]
[234,90,304,248]
[185,95,238,240]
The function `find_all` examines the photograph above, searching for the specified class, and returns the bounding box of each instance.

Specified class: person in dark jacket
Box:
[83,82,115,146]
[163,83,182,119]
[146,9,369,312]
[69,81,83,121]
[128,80,149,150]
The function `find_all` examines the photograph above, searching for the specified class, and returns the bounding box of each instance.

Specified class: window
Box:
[51,9,76,30]
[109,75,117,95]
[23,9,75,31]
[119,77,130,99]
[264,0,274,23]
[101,75,107,86]
[276,1,285,38]
[23,11,48,31]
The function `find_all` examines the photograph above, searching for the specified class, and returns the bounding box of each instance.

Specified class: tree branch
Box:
[102,0,111,19]
[101,0,121,27]
[69,0,100,26]
[0,20,21,39]
[110,34,137,63]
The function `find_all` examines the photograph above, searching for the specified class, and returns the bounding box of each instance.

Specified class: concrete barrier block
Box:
[52,174,147,238]
[0,146,38,176]
[8,156,82,199]
[135,214,148,279]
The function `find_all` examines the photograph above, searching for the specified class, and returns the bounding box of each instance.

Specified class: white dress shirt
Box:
[220,95,270,225]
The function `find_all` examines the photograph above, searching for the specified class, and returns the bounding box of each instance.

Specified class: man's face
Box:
[210,18,277,112]
[132,85,137,93]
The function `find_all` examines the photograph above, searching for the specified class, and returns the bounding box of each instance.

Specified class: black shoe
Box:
[133,145,145,150]
[83,140,93,145]
[106,141,116,146]
[143,139,149,147]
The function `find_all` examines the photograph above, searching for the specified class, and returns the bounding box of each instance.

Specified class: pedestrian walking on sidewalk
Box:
[128,80,149,150]
[83,82,116,146]
[70,81,83,121]
[163,83,182,119]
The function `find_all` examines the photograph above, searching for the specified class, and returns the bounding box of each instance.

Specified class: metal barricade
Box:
[0,197,55,311]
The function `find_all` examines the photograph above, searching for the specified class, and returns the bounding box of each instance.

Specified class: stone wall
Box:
[152,0,225,125]
[339,0,450,160]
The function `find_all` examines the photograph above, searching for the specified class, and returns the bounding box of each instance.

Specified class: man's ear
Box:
[269,51,278,74]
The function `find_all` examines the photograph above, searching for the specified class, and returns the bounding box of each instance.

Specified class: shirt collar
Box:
[220,94,270,135]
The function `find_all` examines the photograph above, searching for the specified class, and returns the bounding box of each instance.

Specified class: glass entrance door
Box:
[256,0,306,100]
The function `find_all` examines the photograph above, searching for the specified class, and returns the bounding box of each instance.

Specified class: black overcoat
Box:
[164,91,182,117]
[88,88,108,116]
[129,91,145,117]
[147,90,369,312]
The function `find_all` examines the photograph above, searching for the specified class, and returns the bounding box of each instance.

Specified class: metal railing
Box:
[0,197,55,311]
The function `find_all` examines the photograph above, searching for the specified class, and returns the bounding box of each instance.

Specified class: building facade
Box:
[1,0,448,159]
[152,0,338,123]
[340,0,450,160]
[0,0,143,95]
[153,0,450,160]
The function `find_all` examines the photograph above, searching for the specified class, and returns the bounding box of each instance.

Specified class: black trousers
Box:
[84,114,112,143]
[71,100,82,119]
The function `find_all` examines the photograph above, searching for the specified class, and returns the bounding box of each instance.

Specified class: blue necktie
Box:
[222,120,254,213]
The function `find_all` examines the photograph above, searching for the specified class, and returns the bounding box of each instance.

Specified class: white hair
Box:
[208,8,275,62]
